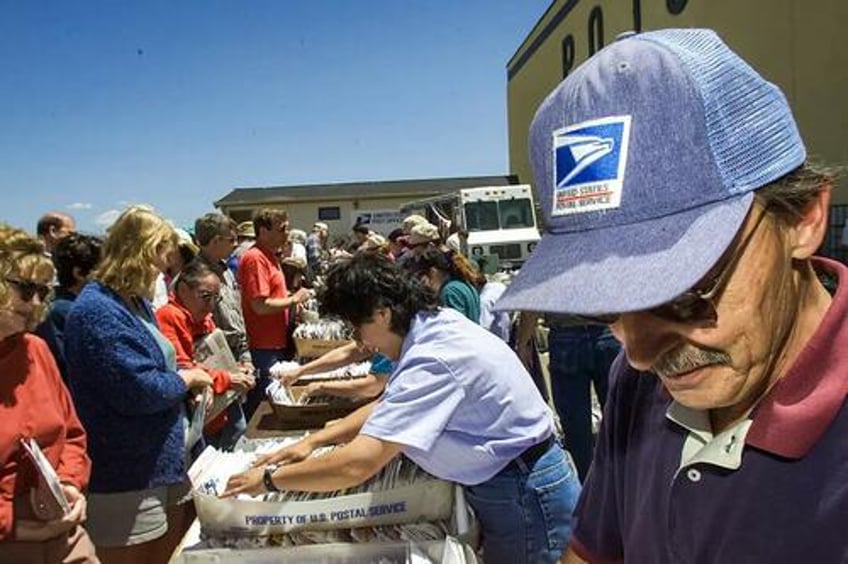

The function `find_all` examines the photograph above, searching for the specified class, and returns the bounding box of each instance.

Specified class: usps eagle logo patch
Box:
[551,115,631,216]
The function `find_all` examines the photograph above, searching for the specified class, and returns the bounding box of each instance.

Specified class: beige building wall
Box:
[219,194,436,240]
[508,0,848,203]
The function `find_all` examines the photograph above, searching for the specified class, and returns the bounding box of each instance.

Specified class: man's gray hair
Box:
[195,213,237,246]
[757,162,838,225]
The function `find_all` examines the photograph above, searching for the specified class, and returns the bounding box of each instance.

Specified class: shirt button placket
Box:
[667,472,691,563]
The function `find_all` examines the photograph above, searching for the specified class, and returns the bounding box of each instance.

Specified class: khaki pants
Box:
[0,525,99,563]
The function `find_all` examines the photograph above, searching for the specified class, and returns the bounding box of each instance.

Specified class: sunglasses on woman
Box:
[5,278,52,302]
[575,207,769,326]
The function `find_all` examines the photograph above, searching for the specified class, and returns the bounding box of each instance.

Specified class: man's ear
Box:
[173,280,188,302]
[72,266,85,284]
[788,185,831,260]
[377,306,392,327]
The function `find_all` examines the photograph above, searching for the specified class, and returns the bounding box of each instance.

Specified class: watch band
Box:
[263,466,280,492]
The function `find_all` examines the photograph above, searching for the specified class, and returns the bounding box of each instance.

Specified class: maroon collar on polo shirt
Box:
[746,257,848,459]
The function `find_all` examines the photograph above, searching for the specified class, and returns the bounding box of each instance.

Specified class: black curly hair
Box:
[53,233,103,289]
[319,252,439,336]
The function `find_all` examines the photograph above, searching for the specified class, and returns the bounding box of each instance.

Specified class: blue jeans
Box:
[246,348,289,421]
[207,401,247,451]
[548,324,620,481]
[464,443,581,564]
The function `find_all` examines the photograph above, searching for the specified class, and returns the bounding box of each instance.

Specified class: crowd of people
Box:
[0,197,540,563]
[1,27,846,564]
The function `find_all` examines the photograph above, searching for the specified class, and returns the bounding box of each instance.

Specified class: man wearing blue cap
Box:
[497,29,846,563]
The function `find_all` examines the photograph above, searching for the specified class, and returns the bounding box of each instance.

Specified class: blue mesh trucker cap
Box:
[496,28,806,315]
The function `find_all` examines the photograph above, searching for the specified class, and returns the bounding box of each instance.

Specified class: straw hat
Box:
[407,222,440,246]
[361,232,387,250]
[236,221,255,239]
[402,214,428,234]
[281,255,307,271]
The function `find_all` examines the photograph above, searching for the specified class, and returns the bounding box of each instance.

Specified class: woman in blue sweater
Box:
[65,206,212,564]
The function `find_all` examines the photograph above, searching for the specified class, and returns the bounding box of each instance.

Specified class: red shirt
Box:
[154,299,231,395]
[156,299,234,434]
[237,245,289,350]
[0,334,91,540]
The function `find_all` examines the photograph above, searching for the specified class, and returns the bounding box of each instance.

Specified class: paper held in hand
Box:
[185,387,209,451]
[194,329,241,374]
[20,437,72,519]
[194,328,244,422]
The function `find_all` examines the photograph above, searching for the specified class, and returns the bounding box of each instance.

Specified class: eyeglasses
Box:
[5,278,52,302]
[197,290,221,303]
[576,207,769,326]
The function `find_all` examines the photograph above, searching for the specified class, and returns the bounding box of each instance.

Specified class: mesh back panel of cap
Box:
[640,29,806,195]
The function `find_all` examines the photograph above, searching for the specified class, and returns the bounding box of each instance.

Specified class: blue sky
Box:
[0,1,550,233]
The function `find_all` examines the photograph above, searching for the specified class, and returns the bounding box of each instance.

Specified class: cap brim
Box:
[495,193,754,314]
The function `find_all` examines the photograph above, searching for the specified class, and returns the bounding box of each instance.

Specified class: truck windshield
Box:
[464,201,499,231]
[464,199,534,231]
[498,198,535,229]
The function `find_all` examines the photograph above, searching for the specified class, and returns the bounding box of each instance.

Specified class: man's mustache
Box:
[652,345,731,378]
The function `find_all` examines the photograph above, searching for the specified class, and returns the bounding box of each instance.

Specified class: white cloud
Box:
[94,209,122,230]
[67,202,93,210]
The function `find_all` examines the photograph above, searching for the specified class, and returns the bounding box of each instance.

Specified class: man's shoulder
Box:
[239,245,271,265]
[45,296,74,322]
[50,293,75,308]
[240,246,262,261]
[237,247,266,276]
[155,302,185,324]
[197,252,227,274]
[242,246,279,269]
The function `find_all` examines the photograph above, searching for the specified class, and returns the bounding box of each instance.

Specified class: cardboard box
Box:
[190,448,457,537]
[294,338,353,359]
[266,385,368,430]
[185,444,478,562]
[193,481,455,537]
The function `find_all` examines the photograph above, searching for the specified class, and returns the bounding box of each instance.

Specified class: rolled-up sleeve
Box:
[361,356,465,452]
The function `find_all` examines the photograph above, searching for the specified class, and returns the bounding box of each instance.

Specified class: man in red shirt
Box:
[156,260,255,450]
[237,209,311,419]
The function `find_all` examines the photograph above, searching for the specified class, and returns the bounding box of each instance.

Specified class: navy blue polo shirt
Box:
[571,258,848,563]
